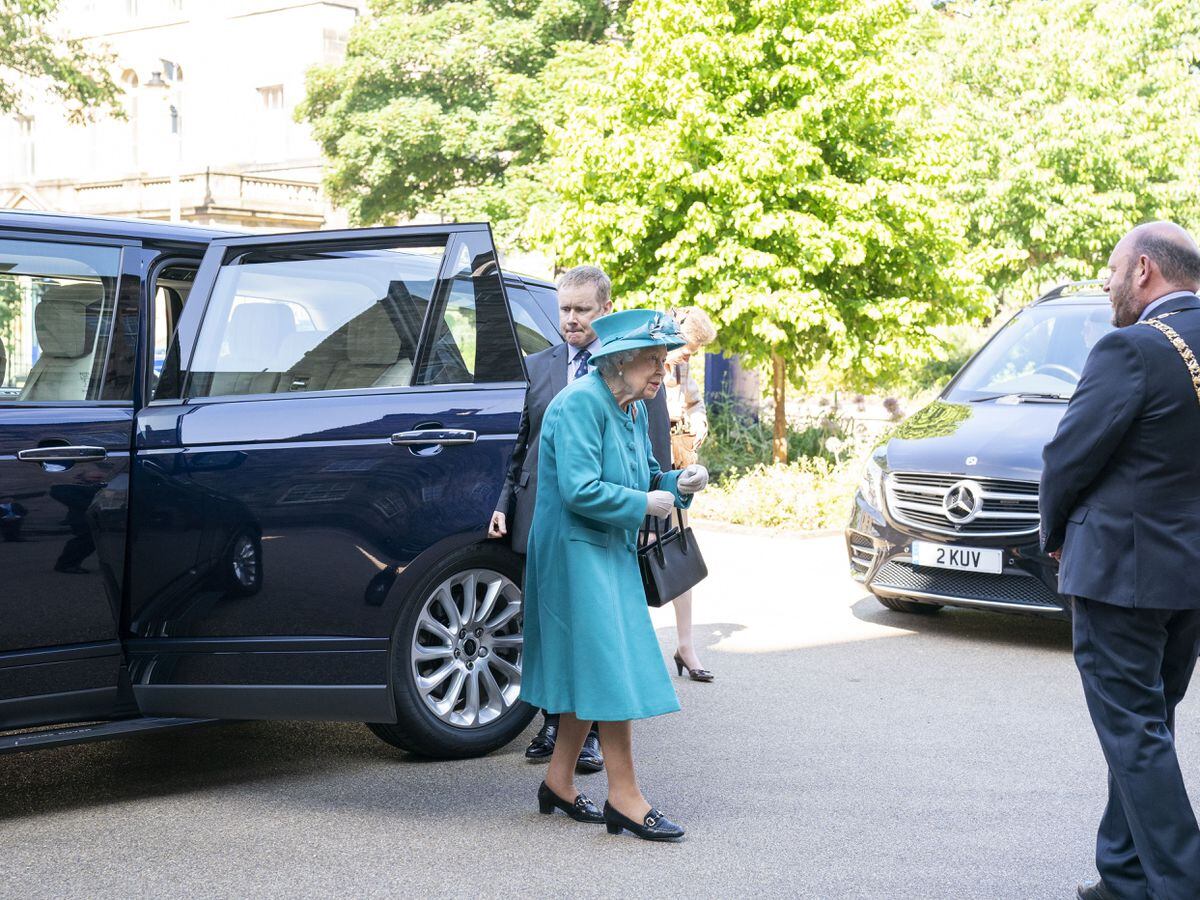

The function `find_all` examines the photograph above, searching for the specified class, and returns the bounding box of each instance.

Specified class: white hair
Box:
[594,349,639,379]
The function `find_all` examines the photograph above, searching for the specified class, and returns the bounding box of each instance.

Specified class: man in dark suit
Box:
[1041,222,1200,900]
[490,265,674,770]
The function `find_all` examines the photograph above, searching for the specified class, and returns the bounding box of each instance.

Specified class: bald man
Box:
[1042,222,1200,900]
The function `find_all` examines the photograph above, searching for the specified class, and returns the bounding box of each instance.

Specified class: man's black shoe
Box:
[575,729,604,774]
[524,719,557,760]
[1076,881,1118,900]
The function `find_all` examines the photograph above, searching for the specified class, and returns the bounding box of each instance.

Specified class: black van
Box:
[0,210,562,757]
[846,282,1112,619]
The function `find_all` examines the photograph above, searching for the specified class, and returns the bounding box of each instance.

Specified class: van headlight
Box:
[860,455,884,510]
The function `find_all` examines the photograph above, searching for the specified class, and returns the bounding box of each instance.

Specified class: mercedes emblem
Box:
[942,480,984,525]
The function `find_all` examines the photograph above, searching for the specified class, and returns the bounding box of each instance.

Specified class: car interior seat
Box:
[206,301,297,396]
[18,283,103,401]
[282,300,413,393]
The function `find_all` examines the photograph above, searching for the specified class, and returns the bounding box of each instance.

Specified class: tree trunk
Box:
[772,353,787,464]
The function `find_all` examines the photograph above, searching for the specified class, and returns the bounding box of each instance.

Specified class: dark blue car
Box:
[0,210,563,758]
[846,282,1114,620]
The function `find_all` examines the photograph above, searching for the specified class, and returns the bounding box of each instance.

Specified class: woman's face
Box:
[624,347,669,401]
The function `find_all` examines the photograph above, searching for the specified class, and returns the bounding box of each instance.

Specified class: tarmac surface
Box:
[3,526,1194,898]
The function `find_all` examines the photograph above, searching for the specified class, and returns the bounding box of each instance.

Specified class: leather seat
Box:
[18,283,103,401]
[207,301,297,397]
[283,302,412,393]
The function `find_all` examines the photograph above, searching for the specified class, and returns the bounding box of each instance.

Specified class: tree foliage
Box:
[0,0,122,124]
[928,0,1200,297]
[537,0,988,390]
[297,0,628,245]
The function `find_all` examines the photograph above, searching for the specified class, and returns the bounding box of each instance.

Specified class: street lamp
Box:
[144,67,182,223]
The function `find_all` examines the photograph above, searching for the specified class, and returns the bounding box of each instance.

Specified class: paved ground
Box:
[3,526,1194,898]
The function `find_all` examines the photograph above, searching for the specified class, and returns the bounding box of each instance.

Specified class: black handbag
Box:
[638,494,708,608]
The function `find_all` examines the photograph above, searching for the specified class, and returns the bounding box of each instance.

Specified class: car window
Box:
[185,243,442,399]
[0,238,122,403]
[151,264,197,387]
[415,242,524,385]
[505,285,557,355]
[945,303,1113,401]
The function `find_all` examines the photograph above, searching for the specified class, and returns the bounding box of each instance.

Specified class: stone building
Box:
[0,0,365,230]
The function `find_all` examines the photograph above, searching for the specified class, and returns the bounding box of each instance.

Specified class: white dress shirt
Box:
[567,339,600,383]
[1139,290,1196,322]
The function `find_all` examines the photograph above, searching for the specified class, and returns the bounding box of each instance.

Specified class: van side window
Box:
[151,264,197,387]
[0,239,122,403]
[505,286,556,356]
[185,243,441,399]
[415,243,524,385]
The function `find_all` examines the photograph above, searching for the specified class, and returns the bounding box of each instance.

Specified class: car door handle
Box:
[17,446,108,463]
[390,430,477,446]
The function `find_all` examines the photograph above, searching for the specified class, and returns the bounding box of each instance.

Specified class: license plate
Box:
[911,541,1003,574]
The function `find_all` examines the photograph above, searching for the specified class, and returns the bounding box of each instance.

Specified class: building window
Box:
[323,28,349,64]
[16,117,34,179]
[258,85,284,111]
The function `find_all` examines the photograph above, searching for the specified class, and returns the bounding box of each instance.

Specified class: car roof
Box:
[1032,280,1107,306]
[0,209,237,244]
[1,211,564,289]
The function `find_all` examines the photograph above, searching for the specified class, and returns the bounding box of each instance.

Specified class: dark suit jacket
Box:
[497,342,672,554]
[1040,293,1200,608]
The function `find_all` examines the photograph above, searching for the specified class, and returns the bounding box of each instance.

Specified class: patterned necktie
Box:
[573,349,591,380]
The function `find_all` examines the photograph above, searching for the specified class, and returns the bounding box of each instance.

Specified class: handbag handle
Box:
[642,471,691,559]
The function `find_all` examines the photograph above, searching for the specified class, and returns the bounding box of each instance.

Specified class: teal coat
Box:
[519,370,690,722]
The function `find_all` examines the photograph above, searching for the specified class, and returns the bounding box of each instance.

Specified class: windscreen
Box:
[944,302,1113,402]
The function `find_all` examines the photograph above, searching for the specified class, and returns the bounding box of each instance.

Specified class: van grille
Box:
[871,560,1062,610]
[884,471,1040,537]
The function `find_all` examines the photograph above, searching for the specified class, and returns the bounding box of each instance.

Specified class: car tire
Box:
[223,528,262,597]
[369,542,537,759]
[874,592,943,614]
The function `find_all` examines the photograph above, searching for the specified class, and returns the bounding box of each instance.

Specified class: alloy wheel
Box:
[410,568,523,728]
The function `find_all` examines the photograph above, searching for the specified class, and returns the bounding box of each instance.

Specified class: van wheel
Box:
[223,529,262,596]
[874,593,943,614]
[369,543,536,759]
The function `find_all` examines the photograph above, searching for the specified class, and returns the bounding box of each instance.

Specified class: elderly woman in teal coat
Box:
[520,309,710,842]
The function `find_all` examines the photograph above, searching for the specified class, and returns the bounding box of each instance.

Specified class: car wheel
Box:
[223,529,262,596]
[874,592,943,614]
[369,543,536,759]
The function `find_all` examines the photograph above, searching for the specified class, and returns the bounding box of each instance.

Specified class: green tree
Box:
[0,0,121,124]
[928,0,1200,299]
[538,0,988,460]
[297,0,628,248]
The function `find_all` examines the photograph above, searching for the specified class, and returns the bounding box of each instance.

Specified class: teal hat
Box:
[589,309,687,364]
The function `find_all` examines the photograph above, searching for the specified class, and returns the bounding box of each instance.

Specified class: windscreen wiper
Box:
[970,392,1070,403]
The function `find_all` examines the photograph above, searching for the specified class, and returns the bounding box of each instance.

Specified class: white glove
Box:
[645,490,675,518]
[676,464,709,495]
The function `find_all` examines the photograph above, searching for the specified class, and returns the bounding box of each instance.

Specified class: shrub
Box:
[692,457,861,531]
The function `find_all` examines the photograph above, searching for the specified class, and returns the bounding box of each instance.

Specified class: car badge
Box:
[942,479,984,525]
[965,456,977,466]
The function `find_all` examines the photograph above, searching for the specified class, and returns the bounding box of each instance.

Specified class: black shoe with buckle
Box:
[524,718,557,760]
[603,801,685,842]
[536,782,604,823]
[1076,882,1118,900]
[575,729,604,774]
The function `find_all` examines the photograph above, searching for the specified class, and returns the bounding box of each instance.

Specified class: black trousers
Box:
[1073,597,1200,899]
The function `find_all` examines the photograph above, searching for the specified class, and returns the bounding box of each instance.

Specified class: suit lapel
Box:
[550,342,569,396]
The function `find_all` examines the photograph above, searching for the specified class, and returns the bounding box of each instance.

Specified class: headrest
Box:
[225,302,296,367]
[34,283,103,359]
[347,304,401,366]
